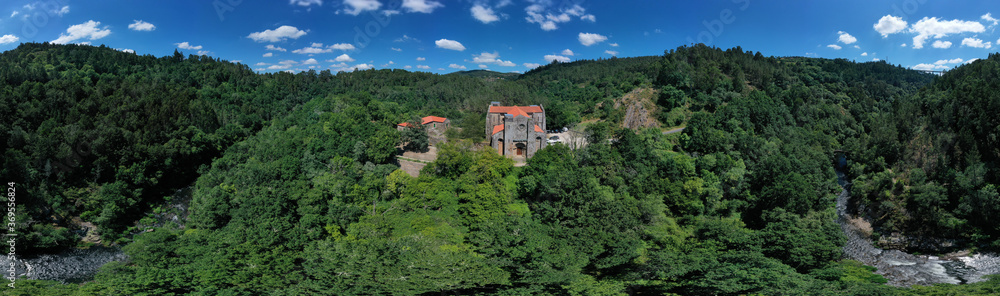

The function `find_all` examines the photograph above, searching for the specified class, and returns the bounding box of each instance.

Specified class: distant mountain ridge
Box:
[447,69,520,80]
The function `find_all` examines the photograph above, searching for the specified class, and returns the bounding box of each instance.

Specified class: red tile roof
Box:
[397,122,413,128]
[492,124,504,135]
[534,125,543,133]
[421,116,448,125]
[488,105,543,117]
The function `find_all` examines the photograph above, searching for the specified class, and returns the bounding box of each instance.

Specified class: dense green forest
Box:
[2,43,1000,295]
[850,53,1000,249]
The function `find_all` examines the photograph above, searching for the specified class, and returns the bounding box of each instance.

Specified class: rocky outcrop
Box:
[615,88,662,130]
[398,159,426,177]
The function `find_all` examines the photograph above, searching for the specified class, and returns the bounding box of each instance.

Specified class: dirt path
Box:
[662,127,685,135]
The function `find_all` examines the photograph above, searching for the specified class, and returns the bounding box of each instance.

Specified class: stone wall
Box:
[487,104,546,159]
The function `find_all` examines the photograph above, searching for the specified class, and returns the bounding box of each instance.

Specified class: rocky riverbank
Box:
[836,170,1000,286]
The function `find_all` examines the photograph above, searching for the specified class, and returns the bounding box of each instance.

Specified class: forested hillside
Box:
[0,43,535,250]
[4,43,1000,295]
[851,53,1000,250]
[1,43,311,250]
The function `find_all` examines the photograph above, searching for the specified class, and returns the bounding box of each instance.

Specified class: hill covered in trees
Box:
[3,43,1000,295]
[448,69,521,81]
[851,53,1000,251]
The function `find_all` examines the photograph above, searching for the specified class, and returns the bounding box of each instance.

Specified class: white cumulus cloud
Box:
[524,63,541,69]
[471,51,517,67]
[334,53,355,62]
[934,58,963,65]
[128,20,155,31]
[55,6,69,16]
[561,49,574,56]
[827,44,842,50]
[449,64,466,69]
[174,41,201,50]
[912,63,946,71]
[983,13,999,25]
[472,51,499,63]
[861,52,868,56]
[525,4,592,31]
[874,15,908,37]
[263,52,273,57]
[910,17,985,49]
[605,50,618,56]
[247,25,307,42]
[914,58,966,71]
[0,34,19,44]
[329,43,356,50]
[291,43,351,55]
[471,5,499,24]
[402,0,443,13]
[417,65,430,69]
[290,0,323,6]
[435,39,466,51]
[837,31,857,44]
[343,0,382,15]
[961,37,992,48]
[578,32,607,46]
[303,58,319,65]
[931,40,952,48]
[52,20,111,44]
[266,45,287,51]
[293,45,331,55]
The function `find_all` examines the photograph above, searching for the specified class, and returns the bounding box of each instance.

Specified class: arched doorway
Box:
[515,143,525,156]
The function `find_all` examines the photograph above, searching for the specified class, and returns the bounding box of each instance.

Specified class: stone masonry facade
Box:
[486,102,546,159]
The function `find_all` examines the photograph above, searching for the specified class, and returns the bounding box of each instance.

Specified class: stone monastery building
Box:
[486,102,546,159]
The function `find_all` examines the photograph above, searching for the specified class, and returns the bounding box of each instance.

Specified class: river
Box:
[0,246,127,283]
[835,169,1000,286]
[0,187,194,284]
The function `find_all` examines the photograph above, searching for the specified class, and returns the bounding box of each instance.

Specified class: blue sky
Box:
[0,0,998,74]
